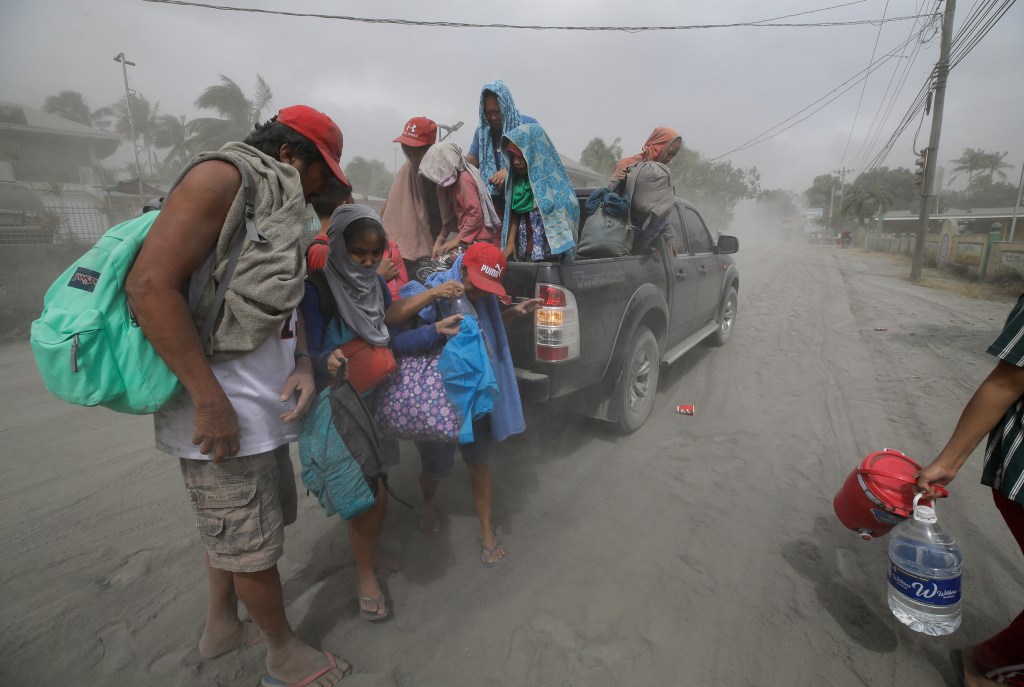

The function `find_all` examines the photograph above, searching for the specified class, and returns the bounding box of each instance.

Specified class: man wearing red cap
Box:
[409,243,542,567]
[382,116,445,275]
[127,105,353,686]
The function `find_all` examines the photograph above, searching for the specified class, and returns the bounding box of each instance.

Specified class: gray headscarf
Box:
[323,204,390,346]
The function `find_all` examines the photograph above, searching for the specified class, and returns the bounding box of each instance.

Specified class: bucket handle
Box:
[856,467,949,499]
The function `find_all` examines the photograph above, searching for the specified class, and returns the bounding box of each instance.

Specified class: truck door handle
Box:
[675,269,687,281]
[698,265,707,275]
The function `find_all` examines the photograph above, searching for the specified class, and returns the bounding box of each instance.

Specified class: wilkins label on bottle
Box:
[887,560,961,606]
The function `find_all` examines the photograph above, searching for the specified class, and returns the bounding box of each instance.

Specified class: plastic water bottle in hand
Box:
[448,294,477,320]
[886,493,963,635]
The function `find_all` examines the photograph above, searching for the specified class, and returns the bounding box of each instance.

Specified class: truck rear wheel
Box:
[611,326,659,434]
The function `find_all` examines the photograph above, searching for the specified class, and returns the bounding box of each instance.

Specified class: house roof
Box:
[0,102,120,158]
[883,207,1022,222]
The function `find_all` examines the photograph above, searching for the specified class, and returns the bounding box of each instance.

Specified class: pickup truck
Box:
[502,188,740,433]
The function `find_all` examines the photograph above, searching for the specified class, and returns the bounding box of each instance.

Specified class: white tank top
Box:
[154,255,300,459]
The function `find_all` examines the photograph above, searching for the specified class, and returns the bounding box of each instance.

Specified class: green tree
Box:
[841,185,892,224]
[94,93,161,174]
[189,75,273,152]
[344,157,394,198]
[670,147,761,229]
[943,176,1021,210]
[848,167,917,211]
[41,91,93,126]
[949,148,992,187]
[804,174,840,210]
[152,114,196,170]
[579,137,623,177]
[980,151,1013,182]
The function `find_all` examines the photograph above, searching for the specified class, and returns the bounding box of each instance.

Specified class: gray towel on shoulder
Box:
[172,142,308,359]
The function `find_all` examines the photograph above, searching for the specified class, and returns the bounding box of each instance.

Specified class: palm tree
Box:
[948,148,992,187]
[189,75,273,152]
[93,93,161,174]
[152,114,195,169]
[344,157,393,198]
[42,91,93,126]
[580,137,623,177]
[980,151,1013,182]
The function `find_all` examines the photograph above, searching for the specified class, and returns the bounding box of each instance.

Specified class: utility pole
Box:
[911,0,956,282]
[830,167,853,232]
[113,52,144,198]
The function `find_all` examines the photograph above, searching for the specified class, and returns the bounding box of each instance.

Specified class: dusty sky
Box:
[2,0,1020,193]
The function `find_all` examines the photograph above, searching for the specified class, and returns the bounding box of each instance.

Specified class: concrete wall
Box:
[863,230,1024,282]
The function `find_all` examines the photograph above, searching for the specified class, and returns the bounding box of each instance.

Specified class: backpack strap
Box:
[197,160,265,356]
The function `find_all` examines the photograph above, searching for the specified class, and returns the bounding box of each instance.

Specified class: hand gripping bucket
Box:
[833,449,948,540]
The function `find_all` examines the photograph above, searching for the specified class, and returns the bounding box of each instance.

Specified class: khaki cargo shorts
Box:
[179,445,298,573]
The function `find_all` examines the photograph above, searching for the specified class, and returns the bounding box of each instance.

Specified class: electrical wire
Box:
[847,0,934,171]
[710,31,921,160]
[837,0,892,172]
[139,0,934,31]
[860,0,1015,171]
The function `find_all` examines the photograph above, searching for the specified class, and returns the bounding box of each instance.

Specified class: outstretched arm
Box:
[917,359,1024,496]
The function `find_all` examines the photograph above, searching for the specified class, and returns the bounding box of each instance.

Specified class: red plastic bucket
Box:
[833,449,947,540]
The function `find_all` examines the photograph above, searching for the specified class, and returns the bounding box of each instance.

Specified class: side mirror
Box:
[717,235,739,254]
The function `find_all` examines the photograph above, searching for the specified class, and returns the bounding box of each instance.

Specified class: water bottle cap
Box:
[912,492,938,523]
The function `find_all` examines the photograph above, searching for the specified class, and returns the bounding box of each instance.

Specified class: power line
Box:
[710,30,921,160]
[848,1,935,171]
[861,0,1015,170]
[837,0,892,172]
[139,0,935,31]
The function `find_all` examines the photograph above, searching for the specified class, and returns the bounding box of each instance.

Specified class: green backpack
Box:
[30,160,262,414]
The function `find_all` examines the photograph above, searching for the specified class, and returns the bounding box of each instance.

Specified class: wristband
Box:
[293,350,311,361]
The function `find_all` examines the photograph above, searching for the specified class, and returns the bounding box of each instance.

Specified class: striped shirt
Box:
[984,295,1024,504]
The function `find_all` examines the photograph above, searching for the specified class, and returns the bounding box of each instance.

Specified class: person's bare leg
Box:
[234,565,350,684]
[198,551,262,658]
[467,463,505,565]
[349,484,388,618]
[419,473,441,533]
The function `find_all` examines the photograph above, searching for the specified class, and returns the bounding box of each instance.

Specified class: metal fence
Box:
[0,201,134,245]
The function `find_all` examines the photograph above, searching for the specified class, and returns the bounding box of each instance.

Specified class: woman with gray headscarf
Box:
[300,204,463,623]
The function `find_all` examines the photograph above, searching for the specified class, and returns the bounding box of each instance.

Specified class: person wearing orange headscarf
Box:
[611,127,682,182]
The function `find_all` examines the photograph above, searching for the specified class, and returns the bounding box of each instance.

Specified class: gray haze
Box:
[3,0,1021,192]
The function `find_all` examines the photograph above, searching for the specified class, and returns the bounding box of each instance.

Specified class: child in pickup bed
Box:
[500,123,579,263]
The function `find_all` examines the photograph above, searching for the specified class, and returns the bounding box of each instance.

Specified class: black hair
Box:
[311,178,353,219]
[243,120,322,166]
[343,216,386,249]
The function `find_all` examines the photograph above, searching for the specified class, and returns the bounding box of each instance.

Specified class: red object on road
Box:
[676,404,695,415]
[833,448,948,541]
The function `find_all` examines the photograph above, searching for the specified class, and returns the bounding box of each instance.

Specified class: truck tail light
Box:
[535,283,579,362]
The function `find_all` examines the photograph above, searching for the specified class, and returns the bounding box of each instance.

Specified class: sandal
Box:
[419,512,440,534]
[358,594,390,622]
[480,540,506,568]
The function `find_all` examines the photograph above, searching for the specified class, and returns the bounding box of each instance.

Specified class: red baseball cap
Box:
[276,105,351,188]
[463,243,509,304]
[393,117,437,147]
